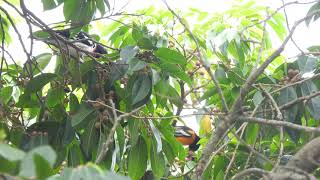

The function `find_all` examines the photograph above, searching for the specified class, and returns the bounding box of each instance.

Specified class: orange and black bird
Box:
[174,126,200,152]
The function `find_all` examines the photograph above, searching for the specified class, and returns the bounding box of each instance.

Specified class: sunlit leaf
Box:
[155,48,187,65]
[20,146,57,178]
[42,0,57,11]
[0,144,25,161]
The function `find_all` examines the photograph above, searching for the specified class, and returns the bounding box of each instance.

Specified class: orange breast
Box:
[176,134,195,145]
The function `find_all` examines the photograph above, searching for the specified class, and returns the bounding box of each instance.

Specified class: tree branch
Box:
[238,116,320,133]
[194,9,320,178]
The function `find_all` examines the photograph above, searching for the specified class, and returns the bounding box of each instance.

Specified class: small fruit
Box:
[288,69,295,78]
[95,122,101,129]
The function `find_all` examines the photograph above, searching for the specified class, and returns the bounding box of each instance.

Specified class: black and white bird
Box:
[34,29,107,61]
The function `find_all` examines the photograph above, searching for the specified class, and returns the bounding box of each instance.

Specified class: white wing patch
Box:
[174,128,192,137]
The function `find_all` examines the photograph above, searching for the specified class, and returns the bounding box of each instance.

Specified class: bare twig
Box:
[271,73,320,94]
[259,84,283,120]
[95,99,143,163]
[242,0,318,32]
[281,0,305,54]
[279,91,320,110]
[224,124,247,179]
[0,15,5,78]
[239,116,320,133]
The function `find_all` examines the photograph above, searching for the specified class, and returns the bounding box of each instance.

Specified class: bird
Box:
[174,126,200,152]
[34,29,107,61]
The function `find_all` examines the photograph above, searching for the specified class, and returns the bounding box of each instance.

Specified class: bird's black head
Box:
[93,44,108,58]
[55,29,70,38]
[189,135,200,151]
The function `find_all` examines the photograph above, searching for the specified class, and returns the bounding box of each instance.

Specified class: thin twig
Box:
[239,116,320,133]
[162,0,229,113]
[259,84,283,120]
[95,99,143,163]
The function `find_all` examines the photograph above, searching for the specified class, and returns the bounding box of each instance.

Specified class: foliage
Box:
[1,0,320,179]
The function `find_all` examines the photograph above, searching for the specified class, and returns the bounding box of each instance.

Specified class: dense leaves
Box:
[1,0,320,179]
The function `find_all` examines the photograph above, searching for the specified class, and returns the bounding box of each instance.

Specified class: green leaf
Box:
[46,87,65,107]
[300,81,320,120]
[297,55,317,73]
[120,46,139,62]
[0,86,13,104]
[156,123,186,161]
[42,0,57,10]
[29,53,52,75]
[128,120,140,146]
[20,146,57,178]
[132,74,152,106]
[32,30,51,39]
[132,25,143,42]
[128,136,148,180]
[137,37,155,50]
[128,58,147,75]
[278,87,299,140]
[155,48,187,65]
[215,67,227,81]
[155,79,169,106]
[104,0,110,11]
[34,154,54,180]
[0,144,25,161]
[96,0,106,15]
[0,156,19,174]
[268,15,286,40]
[150,140,165,179]
[16,93,39,108]
[63,0,78,22]
[245,123,259,144]
[25,73,57,94]
[60,164,129,180]
[162,140,175,164]
[63,0,95,24]
[167,86,183,108]
[69,93,80,114]
[213,156,227,179]
[71,103,95,127]
[67,142,82,167]
[116,126,125,157]
[253,91,263,107]
[80,116,98,158]
[158,63,192,85]
[149,121,162,153]
[305,2,320,26]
